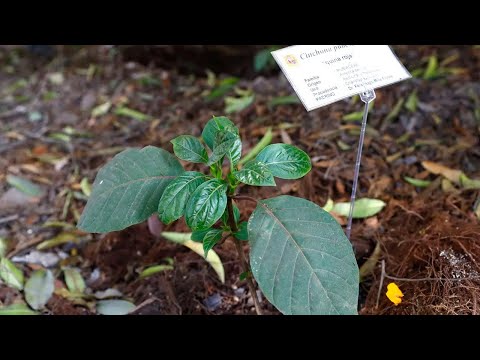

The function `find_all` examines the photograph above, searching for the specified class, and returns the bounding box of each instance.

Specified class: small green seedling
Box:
[77,116,359,315]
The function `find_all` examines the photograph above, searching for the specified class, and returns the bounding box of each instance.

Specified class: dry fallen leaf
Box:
[422,161,462,183]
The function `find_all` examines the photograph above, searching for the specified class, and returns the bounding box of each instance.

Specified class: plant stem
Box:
[227,197,263,315]
[232,195,258,204]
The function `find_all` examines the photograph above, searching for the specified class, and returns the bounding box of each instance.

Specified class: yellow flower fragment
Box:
[386,282,404,306]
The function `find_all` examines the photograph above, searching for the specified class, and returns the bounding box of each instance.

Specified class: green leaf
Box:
[238,127,273,166]
[234,221,248,241]
[239,271,250,281]
[77,146,183,233]
[233,160,276,186]
[0,237,8,258]
[139,265,174,279]
[185,179,228,231]
[80,177,92,197]
[158,172,208,224]
[162,232,225,283]
[254,49,272,72]
[191,228,213,242]
[268,95,301,108]
[171,135,208,164]
[225,95,255,114]
[404,176,432,188]
[0,258,24,290]
[97,300,135,315]
[256,144,312,180]
[202,117,238,150]
[221,204,240,226]
[248,196,359,315]
[423,55,439,80]
[91,101,112,117]
[208,131,240,166]
[405,90,418,112]
[24,269,55,310]
[63,268,86,294]
[6,175,43,197]
[0,303,39,315]
[36,232,78,250]
[333,198,386,219]
[114,106,151,121]
[460,173,480,190]
[206,77,239,101]
[203,229,223,258]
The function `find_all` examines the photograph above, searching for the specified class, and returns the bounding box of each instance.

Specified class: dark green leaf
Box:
[0,303,39,315]
[256,144,311,180]
[77,146,184,233]
[233,160,276,186]
[208,131,240,166]
[185,179,228,231]
[268,95,301,108]
[202,117,238,150]
[248,196,359,315]
[191,228,213,242]
[221,204,240,226]
[171,135,208,164]
[24,269,55,310]
[202,229,223,258]
[97,300,135,315]
[0,258,24,290]
[234,221,248,241]
[158,172,208,224]
[254,49,272,72]
[239,271,250,281]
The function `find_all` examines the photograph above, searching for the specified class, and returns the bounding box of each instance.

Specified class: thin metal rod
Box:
[346,90,375,240]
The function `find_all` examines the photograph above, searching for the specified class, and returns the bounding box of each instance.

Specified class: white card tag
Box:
[271,45,411,111]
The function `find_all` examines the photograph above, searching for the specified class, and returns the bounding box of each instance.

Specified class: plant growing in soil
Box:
[77,117,359,315]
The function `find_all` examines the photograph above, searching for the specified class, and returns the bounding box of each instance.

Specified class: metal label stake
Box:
[346,89,376,240]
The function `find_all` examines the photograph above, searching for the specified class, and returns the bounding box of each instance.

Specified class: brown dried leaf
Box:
[422,161,462,183]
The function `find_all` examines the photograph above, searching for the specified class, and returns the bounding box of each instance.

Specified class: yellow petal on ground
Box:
[386,282,404,306]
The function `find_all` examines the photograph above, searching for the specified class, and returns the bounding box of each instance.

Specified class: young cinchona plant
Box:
[77,117,359,315]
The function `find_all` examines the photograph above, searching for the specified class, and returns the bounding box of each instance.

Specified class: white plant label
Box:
[271,45,411,111]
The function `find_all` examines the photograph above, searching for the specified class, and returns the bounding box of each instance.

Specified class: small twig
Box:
[0,214,19,225]
[376,259,386,309]
[232,195,258,204]
[7,237,46,259]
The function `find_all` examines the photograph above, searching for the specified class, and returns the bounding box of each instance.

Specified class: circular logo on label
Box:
[284,54,298,67]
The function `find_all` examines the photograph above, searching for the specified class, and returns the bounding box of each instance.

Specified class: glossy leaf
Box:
[221,204,240,226]
[63,268,86,294]
[77,146,184,233]
[333,198,386,219]
[0,303,39,315]
[171,135,208,164]
[234,221,248,241]
[97,300,135,315]
[248,196,359,315]
[191,228,213,242]
[185,179,228,231]
[158,172,207,224]
[24,269,55,310]
[208,131,240,166]
[256,144,311,180]
[0,258,24,290]
[162,232,225,283]
[203,229,223,258]
[233,160,276,186]
[202,117,238,150]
